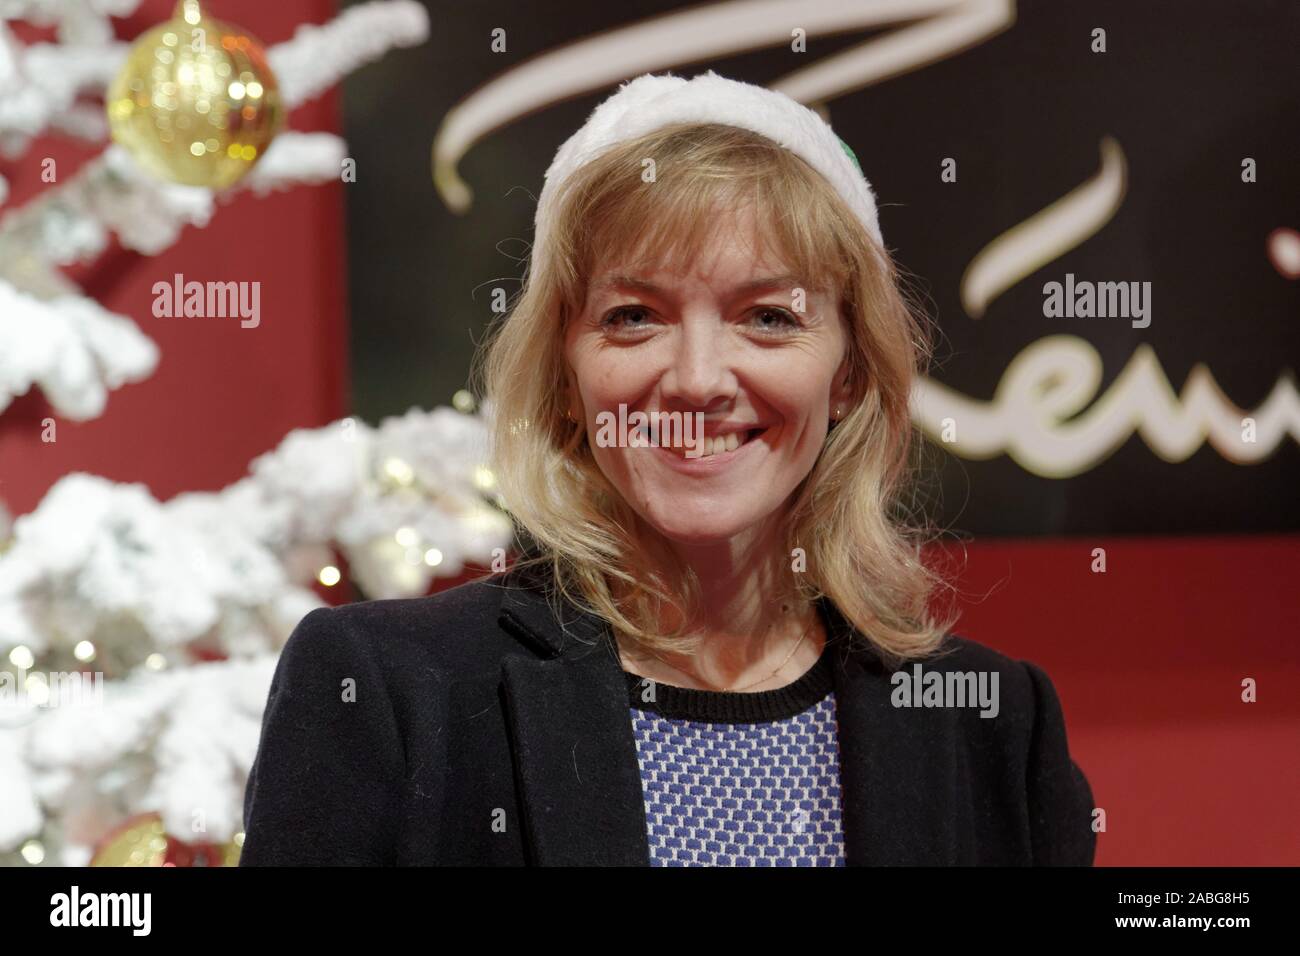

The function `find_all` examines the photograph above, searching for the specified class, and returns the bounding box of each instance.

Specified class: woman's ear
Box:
[562,366,583,423]
[830,354,857,421]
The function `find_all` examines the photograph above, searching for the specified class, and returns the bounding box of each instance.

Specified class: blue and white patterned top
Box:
[624,642,846,866]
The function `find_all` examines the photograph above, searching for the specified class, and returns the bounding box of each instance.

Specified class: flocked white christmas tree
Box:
[0,0,513,865]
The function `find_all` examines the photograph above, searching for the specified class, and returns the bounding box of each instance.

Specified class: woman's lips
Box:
[651,427,767,471]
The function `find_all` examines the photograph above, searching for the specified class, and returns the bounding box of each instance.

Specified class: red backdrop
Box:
[943,535,1299,866]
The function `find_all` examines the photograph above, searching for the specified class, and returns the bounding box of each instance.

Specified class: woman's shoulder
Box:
[278,570,546,676]
[925,633,1095,864]
[886,630,1076,741]
[302,572,514,629]
[922,631,1064,690]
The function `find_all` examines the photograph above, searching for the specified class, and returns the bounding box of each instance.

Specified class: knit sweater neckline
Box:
[622,638,835,723]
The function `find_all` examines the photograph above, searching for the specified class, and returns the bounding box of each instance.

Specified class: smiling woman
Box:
[486,113,950,666]
[240,70,1096,868]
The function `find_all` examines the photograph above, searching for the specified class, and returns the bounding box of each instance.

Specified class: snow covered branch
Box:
[0,278,159,419]
[269,0,430,109]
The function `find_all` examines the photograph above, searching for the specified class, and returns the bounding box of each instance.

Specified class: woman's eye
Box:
[600,306,656,334]
[748,306,801,335]
[598,305,800,337]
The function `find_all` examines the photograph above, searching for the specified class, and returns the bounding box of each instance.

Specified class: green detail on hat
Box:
[837,136,863,175]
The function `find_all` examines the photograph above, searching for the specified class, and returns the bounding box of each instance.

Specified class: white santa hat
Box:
[532,70,884,270]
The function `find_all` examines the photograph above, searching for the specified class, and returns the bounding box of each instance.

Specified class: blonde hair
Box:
[478,121,957,664]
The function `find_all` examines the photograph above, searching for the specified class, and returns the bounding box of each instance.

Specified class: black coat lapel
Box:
[823,602,962,865]
[497,582,650,866]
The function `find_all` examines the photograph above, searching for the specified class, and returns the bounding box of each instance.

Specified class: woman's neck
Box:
[618,517,825,691]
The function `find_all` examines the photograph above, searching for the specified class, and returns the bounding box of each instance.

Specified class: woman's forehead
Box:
[587,233,826,289]
[575,199,846,308]
[585,247,836,299]
[588,268,826,298]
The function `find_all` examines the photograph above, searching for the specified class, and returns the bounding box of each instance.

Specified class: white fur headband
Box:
[532,70,884,273]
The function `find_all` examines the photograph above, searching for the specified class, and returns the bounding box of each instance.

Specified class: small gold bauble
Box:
[88,812,243,867]
[106,0,283,189]
[88,813,169,867]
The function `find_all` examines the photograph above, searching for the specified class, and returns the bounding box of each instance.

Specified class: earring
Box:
[832,405,846,420]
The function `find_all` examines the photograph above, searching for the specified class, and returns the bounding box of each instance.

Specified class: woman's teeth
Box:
[686,431,748,458]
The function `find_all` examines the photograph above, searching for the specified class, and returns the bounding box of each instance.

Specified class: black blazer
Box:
[240,569,1097,865]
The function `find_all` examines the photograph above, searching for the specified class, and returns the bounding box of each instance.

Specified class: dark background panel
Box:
[341,0,1300,536]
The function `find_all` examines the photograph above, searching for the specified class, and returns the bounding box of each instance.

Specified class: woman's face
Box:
[563,207,853,546]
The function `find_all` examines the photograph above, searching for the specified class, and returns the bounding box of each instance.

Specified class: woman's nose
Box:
[659,321,736,408]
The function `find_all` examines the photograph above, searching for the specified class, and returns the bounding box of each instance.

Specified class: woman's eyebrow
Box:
[592,273,812,295]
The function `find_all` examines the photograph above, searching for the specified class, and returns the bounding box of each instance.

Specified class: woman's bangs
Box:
[574,169,847,300]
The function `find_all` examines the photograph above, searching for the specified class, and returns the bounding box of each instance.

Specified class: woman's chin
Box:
[641,509,761,547]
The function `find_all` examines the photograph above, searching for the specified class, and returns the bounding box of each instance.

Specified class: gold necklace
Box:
[626,609,818,693]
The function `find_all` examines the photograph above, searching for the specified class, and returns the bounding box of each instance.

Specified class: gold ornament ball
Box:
[89,814,169,867]
[88,812,243,867]
[106,0,283,189]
